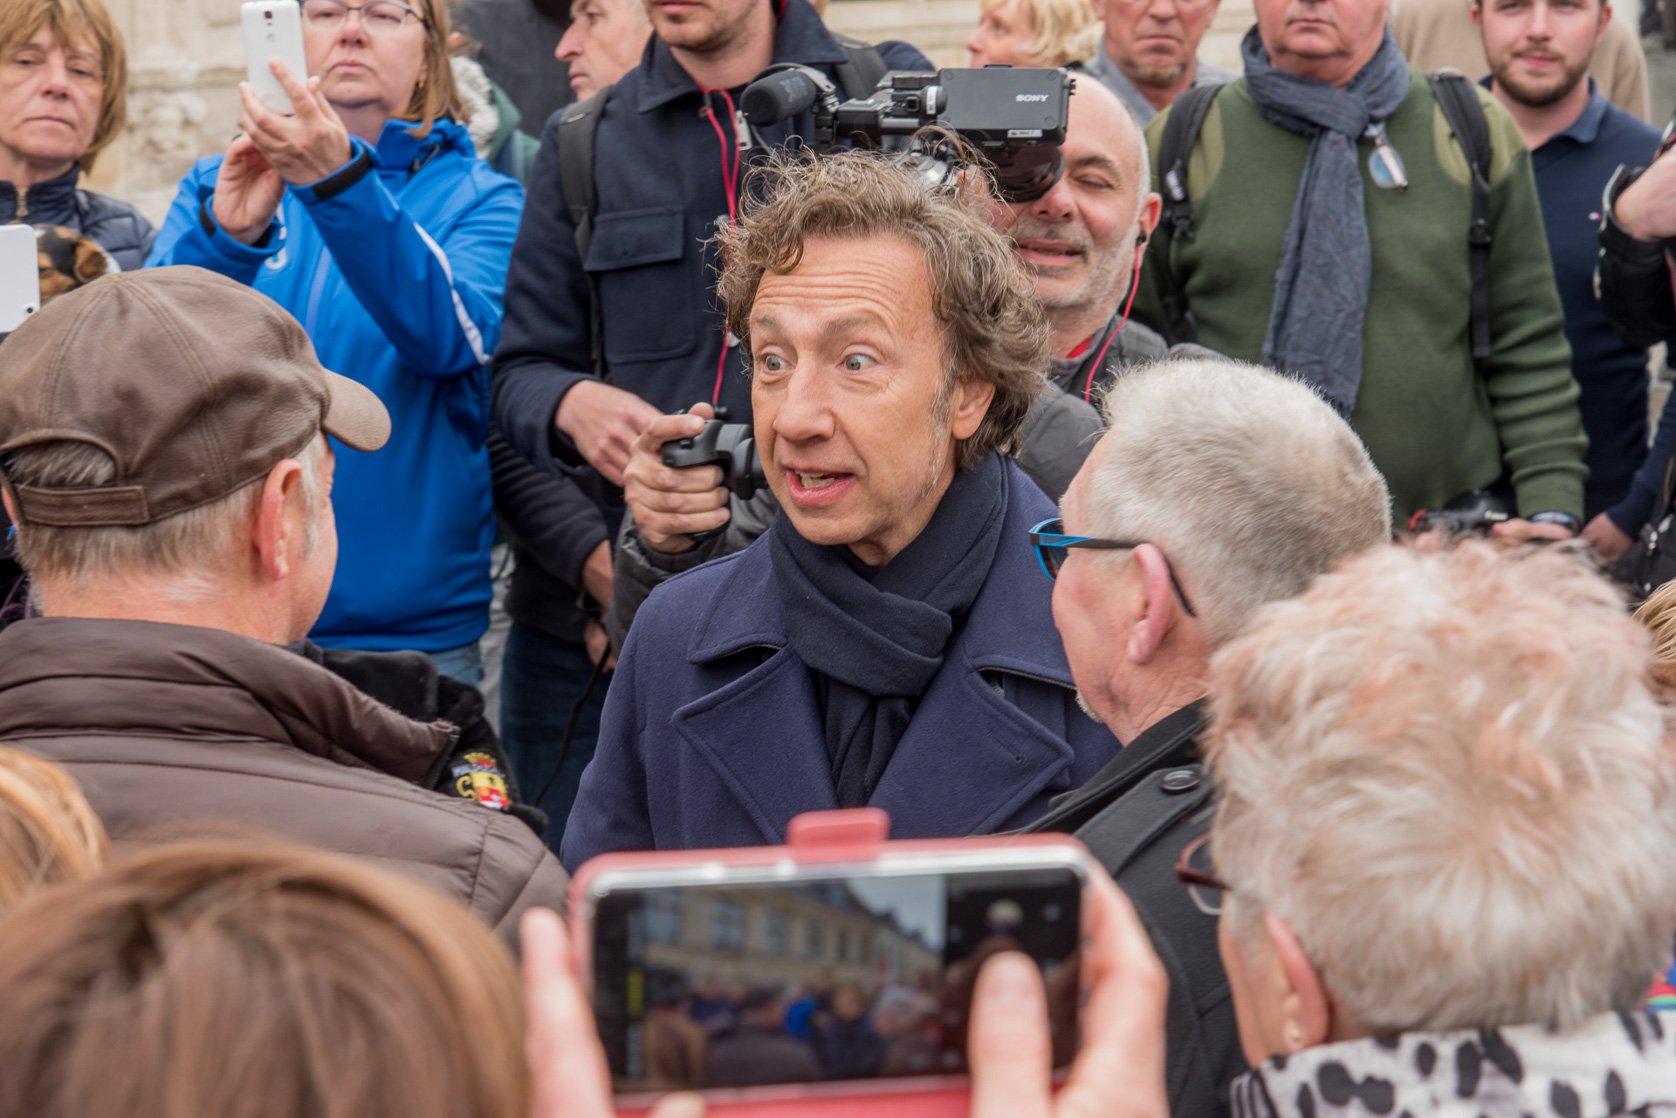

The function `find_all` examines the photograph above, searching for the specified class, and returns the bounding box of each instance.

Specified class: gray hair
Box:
[7,434,329,601]
[1087,359,1392,646]
[1206,541,1676,1032]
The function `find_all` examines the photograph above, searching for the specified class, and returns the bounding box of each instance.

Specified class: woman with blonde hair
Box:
[966,0,1102,70]
[148,0,520,684]
[0,744,105,914]
[0,0,151,268]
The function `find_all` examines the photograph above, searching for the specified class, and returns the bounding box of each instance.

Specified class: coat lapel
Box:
[670,646,838,844]
[869,656,1077,837]
[670,541,838,843]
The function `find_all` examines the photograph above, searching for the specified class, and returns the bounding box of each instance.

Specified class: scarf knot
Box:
[770,454,1009,807]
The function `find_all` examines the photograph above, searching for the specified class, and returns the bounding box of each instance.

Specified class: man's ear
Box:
[948,374,996,441]
[1,484,16,527]
[1125,542,1182,665]
[1263,911,1335,1051]
[255,458,307,583]
[1470,0,1482,27]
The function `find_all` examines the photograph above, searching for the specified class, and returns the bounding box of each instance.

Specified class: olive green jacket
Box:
[1135,70,1588,523]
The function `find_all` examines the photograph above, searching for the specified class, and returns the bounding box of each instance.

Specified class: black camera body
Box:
[740,65,1073,202]
[1407,489,1512,535]
[659,419,768,501]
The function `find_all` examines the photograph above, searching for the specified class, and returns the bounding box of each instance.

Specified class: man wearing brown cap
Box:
[0,266,566,946]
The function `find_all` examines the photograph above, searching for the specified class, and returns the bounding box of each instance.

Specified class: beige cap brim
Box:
[322,370,392,452]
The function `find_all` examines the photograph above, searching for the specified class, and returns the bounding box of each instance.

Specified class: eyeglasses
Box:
[1173,832,1227,916]
[1364,122,1407,191]
[301,0,426,34]
[1028,517,1197,617]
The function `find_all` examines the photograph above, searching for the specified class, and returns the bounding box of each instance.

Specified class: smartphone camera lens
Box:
[263,9,273,16]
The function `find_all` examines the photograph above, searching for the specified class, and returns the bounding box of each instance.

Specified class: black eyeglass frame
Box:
[1028,517,1197,618]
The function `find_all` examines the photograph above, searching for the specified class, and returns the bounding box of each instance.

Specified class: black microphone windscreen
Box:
[740,69,819,127]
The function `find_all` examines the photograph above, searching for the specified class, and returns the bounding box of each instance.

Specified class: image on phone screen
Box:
[590,865,1082,1094]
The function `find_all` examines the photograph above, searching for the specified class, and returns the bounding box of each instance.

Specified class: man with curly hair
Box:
[559,152,1121,869]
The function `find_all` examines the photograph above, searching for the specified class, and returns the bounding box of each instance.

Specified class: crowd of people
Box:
[6,0,1676,1111]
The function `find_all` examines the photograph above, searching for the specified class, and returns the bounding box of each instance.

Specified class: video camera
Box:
[739,65,1074,203]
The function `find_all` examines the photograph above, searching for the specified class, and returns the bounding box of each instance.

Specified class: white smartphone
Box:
[241,0,308,115]
[0,225,41,335]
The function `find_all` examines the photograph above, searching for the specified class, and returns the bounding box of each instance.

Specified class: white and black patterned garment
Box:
[1231,1012,1676,1118]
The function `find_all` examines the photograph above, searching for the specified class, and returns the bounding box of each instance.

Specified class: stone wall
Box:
[96,0,1257,224]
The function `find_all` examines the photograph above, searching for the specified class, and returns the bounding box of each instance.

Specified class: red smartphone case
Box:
[568,808,1089,1117]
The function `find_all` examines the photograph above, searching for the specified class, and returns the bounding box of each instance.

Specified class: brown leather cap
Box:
[0,266,389,527]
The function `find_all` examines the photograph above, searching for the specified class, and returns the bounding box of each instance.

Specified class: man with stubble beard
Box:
[1469,0,1663,553]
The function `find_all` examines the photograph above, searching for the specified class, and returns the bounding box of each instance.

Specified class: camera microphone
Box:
[741,68,821,128]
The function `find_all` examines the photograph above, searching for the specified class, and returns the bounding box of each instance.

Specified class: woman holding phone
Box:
[0,0,152,270]
[147,0,521,684]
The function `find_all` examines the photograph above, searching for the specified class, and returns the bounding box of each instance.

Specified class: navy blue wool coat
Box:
[560,462,1121,870]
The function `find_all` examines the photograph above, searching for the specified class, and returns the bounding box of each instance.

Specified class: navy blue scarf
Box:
[770,454,1009,808]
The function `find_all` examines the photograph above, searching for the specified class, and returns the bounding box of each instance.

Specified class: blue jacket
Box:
[560,462,1121,870]
[1,164,154,271]
[148,119,524,652]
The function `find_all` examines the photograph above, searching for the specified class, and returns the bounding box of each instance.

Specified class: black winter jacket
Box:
[1,164,154,271]
[1025,700,1248,1118]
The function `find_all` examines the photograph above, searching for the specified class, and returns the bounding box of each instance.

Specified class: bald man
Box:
[606,80,1196,643]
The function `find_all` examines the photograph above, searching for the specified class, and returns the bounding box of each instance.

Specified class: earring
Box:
[1286,1023,1303,1049]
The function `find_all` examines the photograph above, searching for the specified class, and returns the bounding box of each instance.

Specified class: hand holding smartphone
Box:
[241,1,308,114]
[572,811,1091,1114]
[0,225,42,335]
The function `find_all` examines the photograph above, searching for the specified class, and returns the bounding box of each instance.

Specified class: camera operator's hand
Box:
[967,868,1169,1118]
[1491,518,1577,543]
[1613,150,1676,241]
[556,380,664,486]
[623,404,731,555]
[1582,512,1636,560]
[521,908,705,1118]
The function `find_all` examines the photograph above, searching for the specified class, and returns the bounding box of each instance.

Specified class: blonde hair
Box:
[0,746,106,915]
[979,0,1102,67]
[398,0,468,134]
[0,838,528,1118]
[1635,579,1676,694]
[1207,541,1676,1033]
[0,0,127,173]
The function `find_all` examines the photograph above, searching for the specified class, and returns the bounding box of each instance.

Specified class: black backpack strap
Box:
[1153,83,1219,345]
[557,91,609,379]
[830,33,889,99]
[1428,69,1494,362]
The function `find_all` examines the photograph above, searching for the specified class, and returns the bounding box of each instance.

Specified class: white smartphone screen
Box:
[0,225,41,335]
[241,0,309,115]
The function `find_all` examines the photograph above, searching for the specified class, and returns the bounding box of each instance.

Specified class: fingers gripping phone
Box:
[0,225,42,335]
[241,0,308,114]
[572,810,1089,1116]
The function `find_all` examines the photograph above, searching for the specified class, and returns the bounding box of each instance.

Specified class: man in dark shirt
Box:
[1476,0,1661,528]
